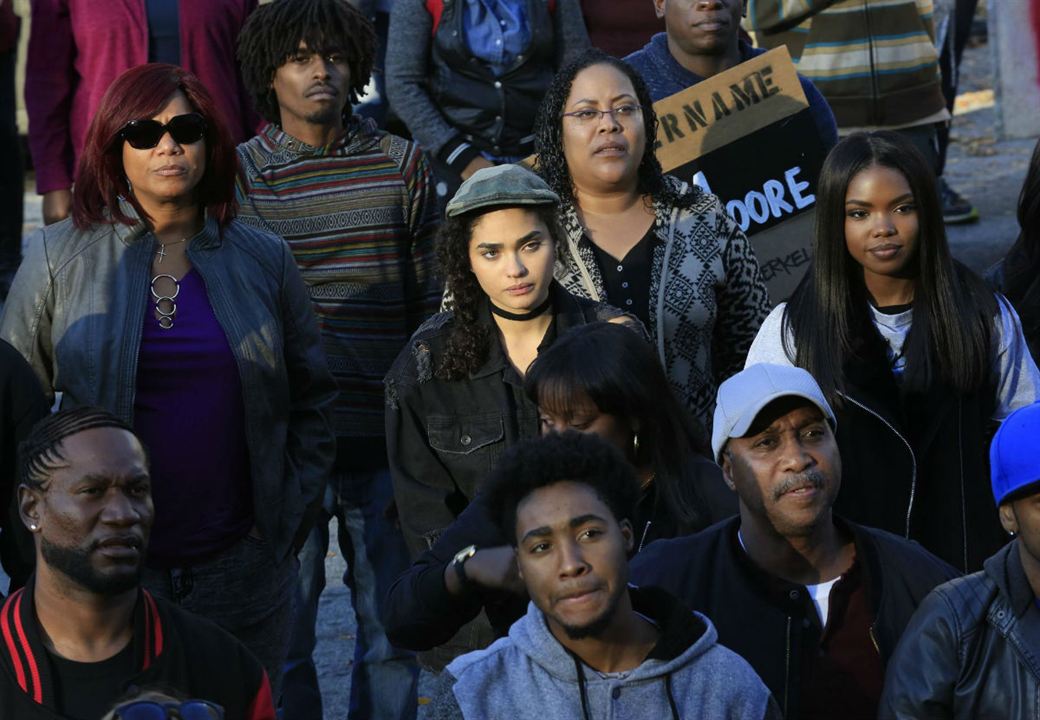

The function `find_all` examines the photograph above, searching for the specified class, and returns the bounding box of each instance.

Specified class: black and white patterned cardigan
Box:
[554,178,771,429]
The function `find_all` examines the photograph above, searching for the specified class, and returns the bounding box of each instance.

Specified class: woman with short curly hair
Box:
[535,48,771,429]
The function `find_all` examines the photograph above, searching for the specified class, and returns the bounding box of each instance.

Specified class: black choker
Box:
[490,294,553,321]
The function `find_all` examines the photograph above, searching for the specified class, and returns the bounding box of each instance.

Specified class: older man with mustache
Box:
[630,363,958,720]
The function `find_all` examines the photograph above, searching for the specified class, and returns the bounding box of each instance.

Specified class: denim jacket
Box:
[0,211,337,562]
[384,284,629,559]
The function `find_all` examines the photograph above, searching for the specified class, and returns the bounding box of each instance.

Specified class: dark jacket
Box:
[386,0,590,174]
[385,284,629,559]
[0,211,338,563]
[0,583,275,719]
[989,256,1040,365]
[629,517,958,719]
[384,285,631,669]
[833,326,1004,573]
[383,458,736,655]
[0,341,48,590]
[879,540,1039,719]
[430,0,554,159]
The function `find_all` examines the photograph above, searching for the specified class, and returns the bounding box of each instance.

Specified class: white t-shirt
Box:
[806,577,840,627]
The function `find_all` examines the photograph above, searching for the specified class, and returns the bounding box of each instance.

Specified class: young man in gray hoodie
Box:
[429,431,778,720]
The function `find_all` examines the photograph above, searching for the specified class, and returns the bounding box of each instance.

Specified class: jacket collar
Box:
[490,584,712,683]
[0,579,164,708]
[987,541,1034,618]
[261,114,380,157]
[644,32,761,92]
[469,282,580,380]
[110,199,223,251]
[726,515,864,616]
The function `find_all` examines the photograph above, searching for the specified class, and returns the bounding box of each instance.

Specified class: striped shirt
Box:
[236,118,441,455]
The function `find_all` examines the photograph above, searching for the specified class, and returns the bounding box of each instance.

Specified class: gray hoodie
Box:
[430,585,779,720]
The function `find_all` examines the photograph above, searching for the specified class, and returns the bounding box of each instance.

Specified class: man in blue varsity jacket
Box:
[0,407,274,720]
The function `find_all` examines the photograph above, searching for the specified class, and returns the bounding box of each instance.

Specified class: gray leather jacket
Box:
[0,211,337,562]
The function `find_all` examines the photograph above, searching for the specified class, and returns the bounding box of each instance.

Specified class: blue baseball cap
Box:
[990,401,1040,505]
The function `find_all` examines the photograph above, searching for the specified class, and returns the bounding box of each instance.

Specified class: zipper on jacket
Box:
[868,623,881,656]
[638,520,652,553]
[957,399,968,571]
[783,616,792,717]
[841,393,918,538]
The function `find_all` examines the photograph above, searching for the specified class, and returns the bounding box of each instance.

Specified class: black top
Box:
[588,228,658,330]
[0,340,49,591]
[0,585,270,719]
[630,516,959,719]
[145,0,180,65]
[49,643,135,720]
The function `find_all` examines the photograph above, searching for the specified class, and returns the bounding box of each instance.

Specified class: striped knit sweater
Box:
[746,0,947,129]
[236,118,441,455]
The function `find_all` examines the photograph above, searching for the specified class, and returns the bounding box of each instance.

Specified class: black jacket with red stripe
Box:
[0,583,275,719]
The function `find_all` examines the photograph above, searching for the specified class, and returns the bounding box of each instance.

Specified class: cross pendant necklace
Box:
[155,238,187,263]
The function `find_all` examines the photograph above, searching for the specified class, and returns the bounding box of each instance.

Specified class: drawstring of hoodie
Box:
[569,649,680,719]
[571,652,593,720]
[665,673,680,719]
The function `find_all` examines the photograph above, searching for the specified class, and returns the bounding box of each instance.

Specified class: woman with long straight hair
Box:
[534,48,770,430]
[528,321,735,544]
[746,131,1040,572]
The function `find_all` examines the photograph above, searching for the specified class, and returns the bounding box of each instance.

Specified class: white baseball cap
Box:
[712,363,836,462]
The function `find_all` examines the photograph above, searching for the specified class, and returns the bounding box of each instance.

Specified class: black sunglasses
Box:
[119,113,207,150]
[112,699,224,720]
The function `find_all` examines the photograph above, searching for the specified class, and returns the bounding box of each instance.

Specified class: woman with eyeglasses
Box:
[0,64,336,695]
[535,48,771,430]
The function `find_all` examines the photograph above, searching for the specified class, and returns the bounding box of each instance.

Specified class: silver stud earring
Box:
[632,433,640,455]
[29,523,37,531]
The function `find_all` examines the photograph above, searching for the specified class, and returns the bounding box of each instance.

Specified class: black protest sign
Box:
[653,47,826,300]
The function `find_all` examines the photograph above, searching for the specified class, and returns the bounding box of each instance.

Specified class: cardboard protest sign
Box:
[653,46,827,301]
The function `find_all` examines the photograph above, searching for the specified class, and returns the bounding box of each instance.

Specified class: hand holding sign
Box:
[652,47,827,301]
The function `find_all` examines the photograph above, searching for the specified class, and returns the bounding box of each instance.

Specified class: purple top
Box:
[134,269,253,566]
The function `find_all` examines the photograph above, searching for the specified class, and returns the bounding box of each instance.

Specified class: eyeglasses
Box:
[561,104,643,124]
[119,113,207,150]
[112,700,224,720]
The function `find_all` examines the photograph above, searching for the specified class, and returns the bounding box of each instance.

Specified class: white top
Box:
[806,577,840,627]
[745,299,1040,420]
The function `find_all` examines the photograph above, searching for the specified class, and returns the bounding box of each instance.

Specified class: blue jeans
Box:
[281,468,418,720]
[142,533,298,698]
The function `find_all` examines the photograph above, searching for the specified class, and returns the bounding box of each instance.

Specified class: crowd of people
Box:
[0,0,1039,718]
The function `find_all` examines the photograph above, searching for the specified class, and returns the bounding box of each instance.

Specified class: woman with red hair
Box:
[0,64,336,696]
[25,0,258,226]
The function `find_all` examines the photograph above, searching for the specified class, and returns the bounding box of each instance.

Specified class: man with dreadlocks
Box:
[0,407,275,719]
[235,1,435,717]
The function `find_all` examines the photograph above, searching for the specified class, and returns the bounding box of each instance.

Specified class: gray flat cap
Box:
[445,164,560,218]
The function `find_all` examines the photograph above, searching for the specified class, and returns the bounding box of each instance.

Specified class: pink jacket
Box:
[26,0,258,194]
